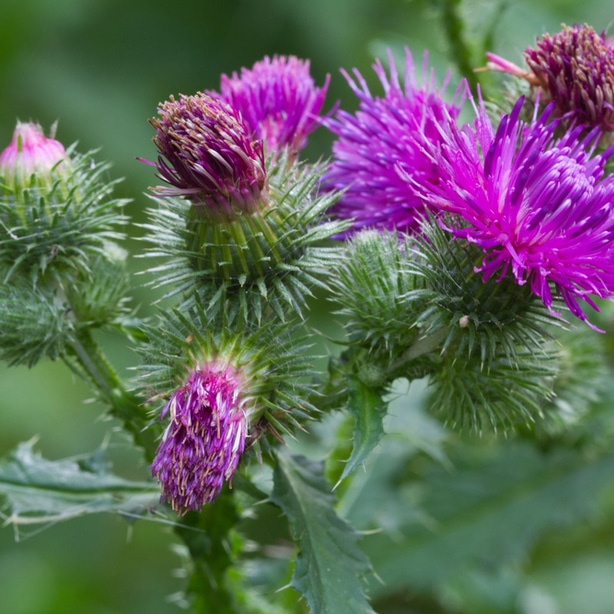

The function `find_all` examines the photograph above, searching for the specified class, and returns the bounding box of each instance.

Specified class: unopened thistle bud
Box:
[524,24,614,131]
[0,122,69,194]
[151,361,248,514]
[216,55,330,160]
[0,121,127,282]
[144,93,267,221]
[142,88,345,320]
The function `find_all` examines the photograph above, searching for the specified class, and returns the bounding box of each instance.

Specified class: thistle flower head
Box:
[217,55,329,159]
[142,304,319,512]
[0,121,127,283]
[413,96,614,329]
[151,360,248,514]
[146,93,266,220]
[322,48,463,238]
[524,24,614,130]
[487,24,614,132]
[0,121,68,192]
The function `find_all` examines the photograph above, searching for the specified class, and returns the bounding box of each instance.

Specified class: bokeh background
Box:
[1,1,613,613]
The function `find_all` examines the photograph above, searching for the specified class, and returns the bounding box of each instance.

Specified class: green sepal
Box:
[411,218,562,366]
[428,344,559,431]
[66,245,132,327]
[330,230,427,355]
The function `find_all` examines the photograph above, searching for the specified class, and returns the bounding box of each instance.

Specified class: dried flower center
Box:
[149,93,267,219]
[524,24,614,130]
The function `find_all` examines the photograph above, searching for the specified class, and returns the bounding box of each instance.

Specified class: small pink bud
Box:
[0,121,68,190]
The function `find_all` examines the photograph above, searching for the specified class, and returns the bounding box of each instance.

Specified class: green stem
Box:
[173,493,241,613]
[388,327,449,374]
[67,328,158,462]
[439,0,480,92]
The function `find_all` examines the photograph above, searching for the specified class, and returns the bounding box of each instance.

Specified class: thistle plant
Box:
[3,13,614,614]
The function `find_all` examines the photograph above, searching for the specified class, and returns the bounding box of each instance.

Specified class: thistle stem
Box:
[440,0,480,92]
[67,328,158,462]
[173,493,240,613]
[388,326,449,373]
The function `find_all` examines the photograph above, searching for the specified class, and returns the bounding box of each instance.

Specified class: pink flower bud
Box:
[0,122,68,190]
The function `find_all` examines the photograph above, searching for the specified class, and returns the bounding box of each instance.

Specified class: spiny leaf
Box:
[0,441,157,532]
[337,376,387,485]
[270,451,375,614]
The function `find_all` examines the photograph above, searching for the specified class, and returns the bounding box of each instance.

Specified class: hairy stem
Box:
[173,493,241,613]
[439,0,480,92]
[388,326,449,373]
[67,328,158,462]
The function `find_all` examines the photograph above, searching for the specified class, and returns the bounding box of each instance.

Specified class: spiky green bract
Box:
[329,230,439,381]
[136,301,317,446]
[140,155,345,322]
[0,248,132,368]
[65,246,132,327]
[329,222,560,382]
[0,282,70,367]
[331,231,425,350]
[0,145,129,284]
[410,218,562,367]
[428,345,559,432]
[536,326,608,435]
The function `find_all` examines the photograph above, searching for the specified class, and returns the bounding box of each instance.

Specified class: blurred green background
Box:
[1,1,614,613]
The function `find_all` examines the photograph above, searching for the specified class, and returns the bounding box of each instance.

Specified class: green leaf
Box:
[338,376,387,485]
[0,440,157,530]
[271,451,375,614]
[364,441,614,594]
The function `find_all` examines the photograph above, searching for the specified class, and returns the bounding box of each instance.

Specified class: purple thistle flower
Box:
[412,95,614,329]
[151,362,248,514]
[144,93,266,220]
[216,55,329,159]
[322,48,464,238]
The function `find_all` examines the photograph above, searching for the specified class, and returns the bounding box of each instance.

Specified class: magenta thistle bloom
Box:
[151,362,248,514]
[216,55,329,159]
[145,93,266,220]
[322,49,463,238]
[413,96,614,329]
[0,121,68,190]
